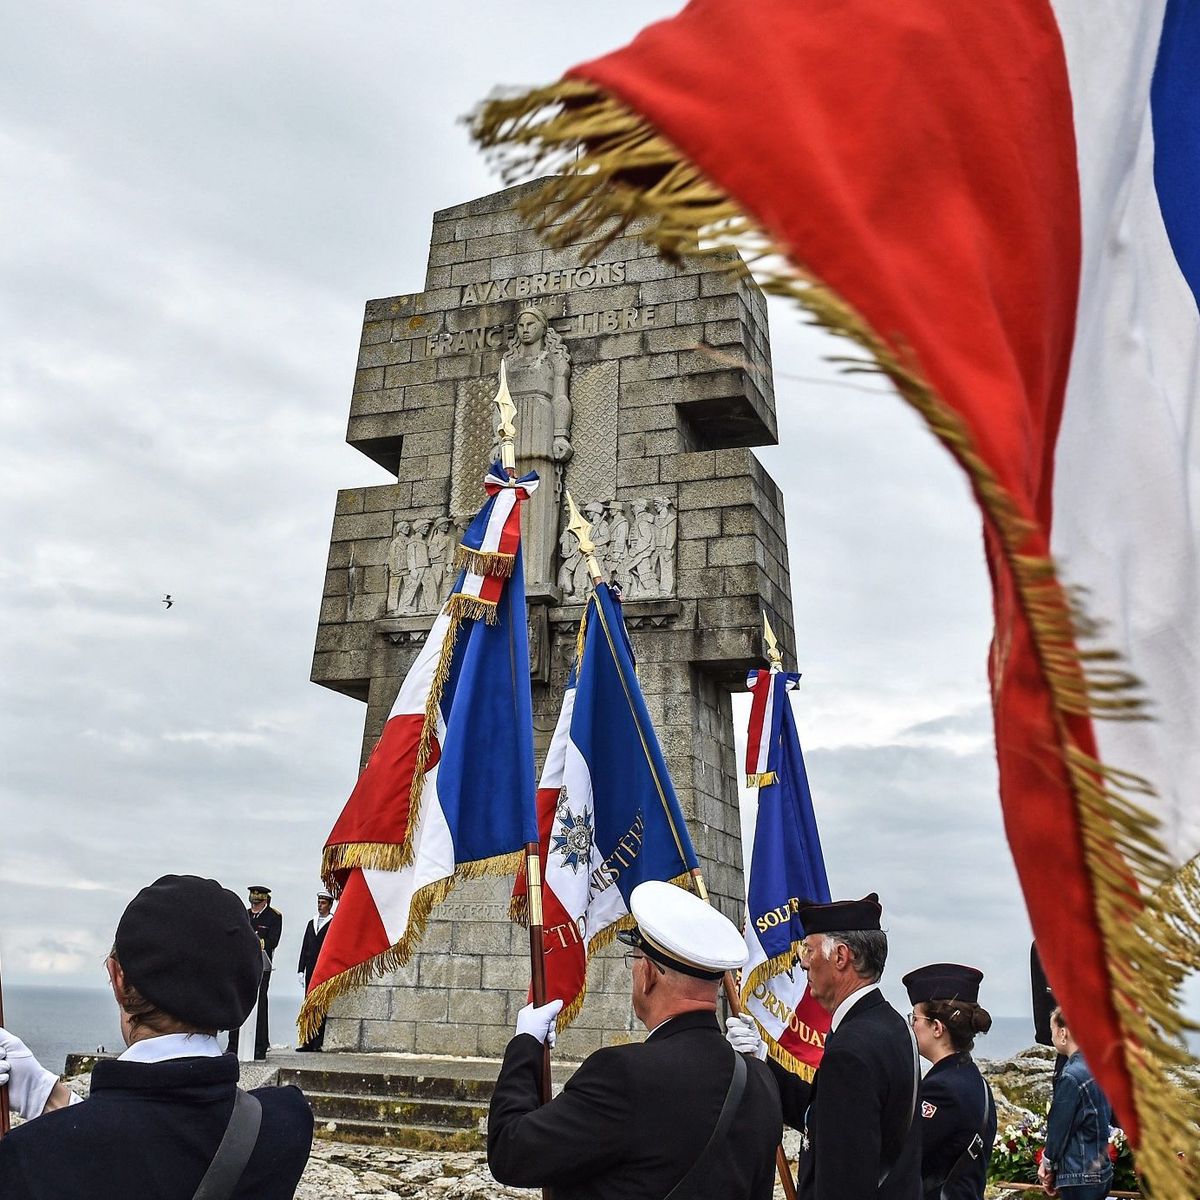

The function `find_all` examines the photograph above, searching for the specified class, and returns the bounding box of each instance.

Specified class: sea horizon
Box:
[5,982,1055,1074]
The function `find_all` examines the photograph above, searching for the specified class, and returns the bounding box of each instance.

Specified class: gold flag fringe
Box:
[745,771,778,789]
[472,82,1200,1197]
[740,945,805,1009]
[509,887,528,927]
[766,1039,818,1084]
[297,848,524,1044]
[447,592,499,624]
[321,841,407,884]
[454,543,516,579]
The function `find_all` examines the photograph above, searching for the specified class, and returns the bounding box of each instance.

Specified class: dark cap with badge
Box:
[114,874,263,1029]
[797,892,883,935]
[247,885,271,898]
[617,880,747,980]
[902,962,984,1005]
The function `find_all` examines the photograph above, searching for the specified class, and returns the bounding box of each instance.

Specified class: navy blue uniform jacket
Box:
[918,1052,995,1199]
[489,1010,783,1199]
[0,1054,313,1199]
[769,989,922,1200]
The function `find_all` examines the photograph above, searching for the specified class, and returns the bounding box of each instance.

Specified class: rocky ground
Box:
[56,1046,1196,1198]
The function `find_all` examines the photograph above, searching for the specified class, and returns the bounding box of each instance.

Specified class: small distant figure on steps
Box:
[296,890,335,1052]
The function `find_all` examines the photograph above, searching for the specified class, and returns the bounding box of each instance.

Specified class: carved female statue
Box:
[496,305,572,598]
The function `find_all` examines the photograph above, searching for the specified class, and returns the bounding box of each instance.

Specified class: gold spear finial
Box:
[565,490,603,583]
[763,611,783,671]
[492,360,517,474]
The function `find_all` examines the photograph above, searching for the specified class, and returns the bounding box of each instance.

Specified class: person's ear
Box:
[106,955,124,996]
[641,959,660,994]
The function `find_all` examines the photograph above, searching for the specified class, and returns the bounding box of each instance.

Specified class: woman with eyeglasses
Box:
[901,963,997,1200]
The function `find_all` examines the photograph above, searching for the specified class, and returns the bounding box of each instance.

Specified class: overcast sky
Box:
[0,1,1070,1026]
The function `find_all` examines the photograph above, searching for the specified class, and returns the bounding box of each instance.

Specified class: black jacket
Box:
[770,989,922,1200]
[918,1053,995,1199]
[297,917,330,981]
[249,905,282,967]
[0,1054,312,1199]
[488,1010,783,1199]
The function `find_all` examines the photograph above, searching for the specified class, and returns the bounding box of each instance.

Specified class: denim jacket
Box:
[1043,1051,1113,1187]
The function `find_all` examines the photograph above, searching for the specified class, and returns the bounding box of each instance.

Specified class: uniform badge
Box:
[921,1101,938,1119]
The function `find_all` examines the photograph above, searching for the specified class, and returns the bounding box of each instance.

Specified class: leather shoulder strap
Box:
[192,1089,263,1200]
[879,1021,921,1187]
[662,1050,748,1200]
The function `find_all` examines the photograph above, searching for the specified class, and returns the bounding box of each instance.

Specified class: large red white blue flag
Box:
[474,2,1200,1188]
[513,580,700,1027]
[740,669,831,1082]
[300,467,540,1039]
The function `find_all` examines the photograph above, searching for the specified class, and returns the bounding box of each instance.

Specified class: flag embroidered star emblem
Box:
[552,803,593,873]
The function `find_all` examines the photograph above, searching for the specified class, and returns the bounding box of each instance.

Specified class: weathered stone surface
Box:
[311,180,795,1056]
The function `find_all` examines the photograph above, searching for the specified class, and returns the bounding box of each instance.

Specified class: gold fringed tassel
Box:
[321,841,407,884]
[454,544,516,579]
[740,945,806,1008]
[471,80,1200,1198]
[745,771,778,789]
[766,1040,818,1084]
[447,593,500,624]
[509,890,529,928]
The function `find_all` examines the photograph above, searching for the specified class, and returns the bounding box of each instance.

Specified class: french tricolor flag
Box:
[513,581,699,1028]
[741,669,832,1082]
[475,1,1200,1183]
[299,467,539,1039]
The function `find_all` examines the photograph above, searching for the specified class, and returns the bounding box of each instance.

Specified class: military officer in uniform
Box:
[488,881,783,1199]
[901,963,997,1200]
[727,893,922,1200]
[227,884,281,1060]
[0,874,312,1198]
[296,890,334,1051]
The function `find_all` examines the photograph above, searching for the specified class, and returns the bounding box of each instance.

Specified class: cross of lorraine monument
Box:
[311,179,796,1060]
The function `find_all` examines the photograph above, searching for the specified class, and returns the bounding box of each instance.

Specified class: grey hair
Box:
[821,929,888,982]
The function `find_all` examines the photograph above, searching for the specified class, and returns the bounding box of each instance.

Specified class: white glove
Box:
[297,973,307,989]
[515,998,564,1047]
[726,1014,767,1059]
[0,1027,60,1118]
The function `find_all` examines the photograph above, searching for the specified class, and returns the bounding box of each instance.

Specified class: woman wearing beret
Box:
[902,963,997,1200]
[0,874,313,1199]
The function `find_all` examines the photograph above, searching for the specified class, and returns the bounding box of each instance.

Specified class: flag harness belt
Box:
[661,1049,747,1200]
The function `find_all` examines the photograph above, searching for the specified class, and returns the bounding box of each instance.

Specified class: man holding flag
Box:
[489,881,783,1200]
[728,895,921,1200]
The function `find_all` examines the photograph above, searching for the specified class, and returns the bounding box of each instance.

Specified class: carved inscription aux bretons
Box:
[460,261,626,305]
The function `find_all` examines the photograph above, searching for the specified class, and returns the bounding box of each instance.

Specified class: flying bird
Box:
[162,595,173,609]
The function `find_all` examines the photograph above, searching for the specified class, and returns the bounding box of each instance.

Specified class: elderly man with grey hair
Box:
[726,893,921,1200]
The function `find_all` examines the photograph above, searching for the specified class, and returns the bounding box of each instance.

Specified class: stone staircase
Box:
[274,1055,501,1151]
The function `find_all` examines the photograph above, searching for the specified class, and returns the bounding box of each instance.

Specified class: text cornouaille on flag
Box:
[512,580,699,1027]
[299,466,540,1041]
[472,4,1200,1187]
[740,669,831,1081]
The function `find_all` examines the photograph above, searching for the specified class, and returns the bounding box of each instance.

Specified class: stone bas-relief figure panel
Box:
[559,497,677,602]
[492,307,573,600]
[386,514,462,616]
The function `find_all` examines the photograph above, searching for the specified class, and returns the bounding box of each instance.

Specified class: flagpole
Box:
[494,365,553,1119]
[566,500,796,1200]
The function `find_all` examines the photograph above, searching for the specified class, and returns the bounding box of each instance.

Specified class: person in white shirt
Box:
[295,890,335,1051]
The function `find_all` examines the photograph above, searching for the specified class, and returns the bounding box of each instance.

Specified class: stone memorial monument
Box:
[311,179,795,1058]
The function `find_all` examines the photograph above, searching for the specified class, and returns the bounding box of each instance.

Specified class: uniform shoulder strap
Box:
[192,1088,263,1200]
[662,1049,748,1200]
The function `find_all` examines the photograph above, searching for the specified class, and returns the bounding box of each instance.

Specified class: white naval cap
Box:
[618,881,748,980]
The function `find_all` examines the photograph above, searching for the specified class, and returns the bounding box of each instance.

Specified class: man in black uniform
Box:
[727,894,921,1200]
[0,874,312,1199]
[296,890,334,1051]
[488,881,783,1199]
[228,884,281,1060]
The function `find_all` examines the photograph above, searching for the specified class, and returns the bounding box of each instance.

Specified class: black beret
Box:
[902,962,984,1005]
[115,875,262,1030]
[797,893,882,935]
